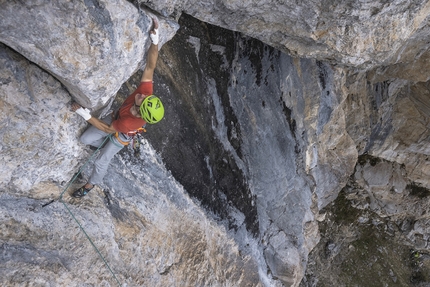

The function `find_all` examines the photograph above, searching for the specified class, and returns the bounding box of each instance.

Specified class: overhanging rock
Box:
[0,0,179,109]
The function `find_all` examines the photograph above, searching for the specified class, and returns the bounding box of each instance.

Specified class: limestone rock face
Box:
[144,15,358,285]
[0,44,86,195]
[1,0,430,286]
[0,139,262,286]
[0,5,264,287]
[0,0,179,109]
[302,156,430,286]
[348,156,430,251]
[344,73,430,189]
[141,0,430,72]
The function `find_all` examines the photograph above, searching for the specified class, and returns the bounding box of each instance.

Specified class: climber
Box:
[70,18,164,198]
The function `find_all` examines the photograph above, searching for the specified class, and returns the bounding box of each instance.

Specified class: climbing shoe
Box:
[72,184,94,198]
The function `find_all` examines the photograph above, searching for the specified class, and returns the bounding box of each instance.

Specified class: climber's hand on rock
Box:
[150,18,159,45]
[72,102,91,121]
[75,107,92,121]
[71,102,82,112]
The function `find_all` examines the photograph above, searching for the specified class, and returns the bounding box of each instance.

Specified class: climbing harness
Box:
[112,110,146,147]
[114,132,130,146]
[106,126,145,149]
[55,135,122,287]
[111,127,146,149]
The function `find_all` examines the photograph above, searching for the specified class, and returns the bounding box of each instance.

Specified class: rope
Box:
[57,135,123,287]
[109,133,126,148]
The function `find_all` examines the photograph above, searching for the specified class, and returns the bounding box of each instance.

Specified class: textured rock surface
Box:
[1,0,430,286]
[141,0,430,71]
[0,141,262,286]
[119,14,357,285]
[302,155,430,286]
[344,73,430,189]
[0,44,86,195]
[350,156,430,250]
[0,0,179,109]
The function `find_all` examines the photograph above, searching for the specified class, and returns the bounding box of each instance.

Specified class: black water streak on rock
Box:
[121,14,260,236]
[364,80,393,153]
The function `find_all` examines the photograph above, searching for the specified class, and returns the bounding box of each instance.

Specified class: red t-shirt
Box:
[112,81,153,133]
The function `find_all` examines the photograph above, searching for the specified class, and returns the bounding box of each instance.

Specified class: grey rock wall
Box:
[0,134,262,286]
[0,44,86,195]
[0,3,266,287]
[146,15,358,285]
[301,156,430,286]
[0,37,262,287]
[140,0,430,72]
[348,156,430,252]
[344,73,430,189]
[0,0,179,109]
[1,0,430,286]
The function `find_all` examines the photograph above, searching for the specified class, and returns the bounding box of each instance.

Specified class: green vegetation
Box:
[302,189,430,286]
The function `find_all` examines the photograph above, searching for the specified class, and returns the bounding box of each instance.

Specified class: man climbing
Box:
[71,18,164,198]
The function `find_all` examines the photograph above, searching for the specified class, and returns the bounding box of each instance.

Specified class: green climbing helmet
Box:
[139,95,164,124]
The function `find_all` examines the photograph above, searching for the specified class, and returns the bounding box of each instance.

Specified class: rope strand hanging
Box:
[55,135,123,287]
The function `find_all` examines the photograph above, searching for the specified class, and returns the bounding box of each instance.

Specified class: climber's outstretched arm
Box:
[141,18,159,83]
